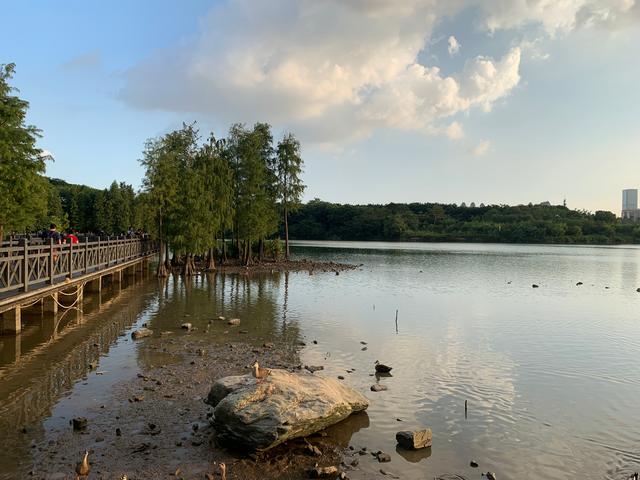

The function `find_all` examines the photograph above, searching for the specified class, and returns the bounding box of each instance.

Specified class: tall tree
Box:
[139,130,183,276]
[0,63,48,239]
[276,133,305,259]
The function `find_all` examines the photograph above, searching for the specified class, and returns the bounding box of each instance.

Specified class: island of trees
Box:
[3,61,640,273]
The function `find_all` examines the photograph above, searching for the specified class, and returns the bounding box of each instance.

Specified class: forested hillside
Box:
[287,200,638,244]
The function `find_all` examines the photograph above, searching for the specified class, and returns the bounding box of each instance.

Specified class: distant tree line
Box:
[287,200,640,245]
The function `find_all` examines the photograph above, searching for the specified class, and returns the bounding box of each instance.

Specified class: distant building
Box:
[622,189,640,221]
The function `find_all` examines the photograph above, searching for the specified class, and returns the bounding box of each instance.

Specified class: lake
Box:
[1,241,639,479]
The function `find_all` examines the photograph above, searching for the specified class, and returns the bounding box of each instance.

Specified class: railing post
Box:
[69,239,73,279]
[49,238,54,285]
[84,237,88,274]
[97,237,101,268]
[23,238,29,292]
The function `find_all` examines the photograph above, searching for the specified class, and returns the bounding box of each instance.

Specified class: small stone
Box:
[217,316,226,321]
[88,361,98,370]
[532,284,539,288]
[395,429,432,450]
[305,444,322,456]
[576,281,583,286]
[305,365,324,373]
[376,451,391,463]
[486,473,497,480]
[370,384,387,392]
[309,466,338,478]
[132,328,153,340]
[263,342,274,349]
[360,341,367,345]
[115,428,122,436]
[72,417,88,431]
[228,318,241,326]
[181,323,193,331]
[350,458,359,467]
[337,376,345,380]
[470,460,479,468]
[312,340,318,344]
[133,395,144,402]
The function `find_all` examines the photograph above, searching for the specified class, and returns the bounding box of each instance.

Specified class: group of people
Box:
[41,224,79,244]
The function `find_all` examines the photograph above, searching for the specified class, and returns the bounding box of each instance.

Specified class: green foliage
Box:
[0,63,48,238]
[288,201,633,245]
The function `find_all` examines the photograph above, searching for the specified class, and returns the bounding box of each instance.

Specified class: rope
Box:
[51,283,85,310]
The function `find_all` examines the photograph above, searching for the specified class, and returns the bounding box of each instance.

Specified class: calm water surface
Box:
[1,241,640,479]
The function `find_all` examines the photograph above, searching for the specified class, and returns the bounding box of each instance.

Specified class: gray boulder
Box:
[206,369,369,450]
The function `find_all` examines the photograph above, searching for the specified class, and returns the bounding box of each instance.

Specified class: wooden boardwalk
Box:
[0,237,158,334]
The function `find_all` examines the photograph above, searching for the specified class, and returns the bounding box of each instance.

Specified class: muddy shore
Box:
[9,278,374,480]
[173,258,359,275]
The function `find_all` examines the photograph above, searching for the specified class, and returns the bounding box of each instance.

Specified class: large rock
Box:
[396,429,432,450]
[206,369,369,450]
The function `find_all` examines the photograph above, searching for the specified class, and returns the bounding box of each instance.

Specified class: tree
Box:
[139,131,182,276]
[0,63,48,239]
[276,133,305,258]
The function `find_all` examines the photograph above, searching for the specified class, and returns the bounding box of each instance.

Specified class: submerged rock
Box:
[131,328,153,340]
[370,384,387,392]
[72,417,88,431]
[396,429,432,450]
[205,369,369,450]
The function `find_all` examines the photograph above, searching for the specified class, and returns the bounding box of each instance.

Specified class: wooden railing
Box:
[0,237,157,295]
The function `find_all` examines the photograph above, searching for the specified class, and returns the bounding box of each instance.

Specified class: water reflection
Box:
[0,242,639,480]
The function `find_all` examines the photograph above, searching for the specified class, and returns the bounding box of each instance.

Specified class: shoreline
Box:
[171,258,360,275]
[4,270,365,480]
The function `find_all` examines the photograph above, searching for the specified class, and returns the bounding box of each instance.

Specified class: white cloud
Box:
[448,35,461,55]
[479,0,638,34]
[470,139,491,156]
[119,0,639,145]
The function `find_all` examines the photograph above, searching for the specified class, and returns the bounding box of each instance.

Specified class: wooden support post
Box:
[23,239,29,292]
[68,241,73,279]
[87,276,102,293]
[2,306,21,334]
[84,237,89,274]
[49,238,55,284]
[43,292,59,314]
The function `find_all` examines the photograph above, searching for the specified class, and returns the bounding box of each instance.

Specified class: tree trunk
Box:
[222,232,227,264]
[157,239,168,277]
[183,253,196,276]
[243,239,252,266]
[284,204,289,260]
[206,247,216,271]
[165,242,171,270]
[259,238,264,262]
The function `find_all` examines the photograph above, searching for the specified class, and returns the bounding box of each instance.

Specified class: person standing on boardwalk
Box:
[48,223,62,262]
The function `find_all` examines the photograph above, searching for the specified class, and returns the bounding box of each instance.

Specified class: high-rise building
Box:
[622,189,640,221]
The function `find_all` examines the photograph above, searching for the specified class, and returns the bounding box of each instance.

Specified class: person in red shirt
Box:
[65,231,79,244]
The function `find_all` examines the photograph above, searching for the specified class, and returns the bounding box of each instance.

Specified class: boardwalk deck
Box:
[0,237,157,333]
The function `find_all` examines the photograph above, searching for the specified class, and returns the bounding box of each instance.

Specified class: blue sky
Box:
[2,0,639,214]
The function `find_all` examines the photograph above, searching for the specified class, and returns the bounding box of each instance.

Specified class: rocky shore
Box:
[22,329,367,479]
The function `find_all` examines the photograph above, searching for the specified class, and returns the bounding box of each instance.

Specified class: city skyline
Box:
[1,1,639,214]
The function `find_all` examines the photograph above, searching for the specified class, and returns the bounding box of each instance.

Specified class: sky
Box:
[2,0,640,214]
